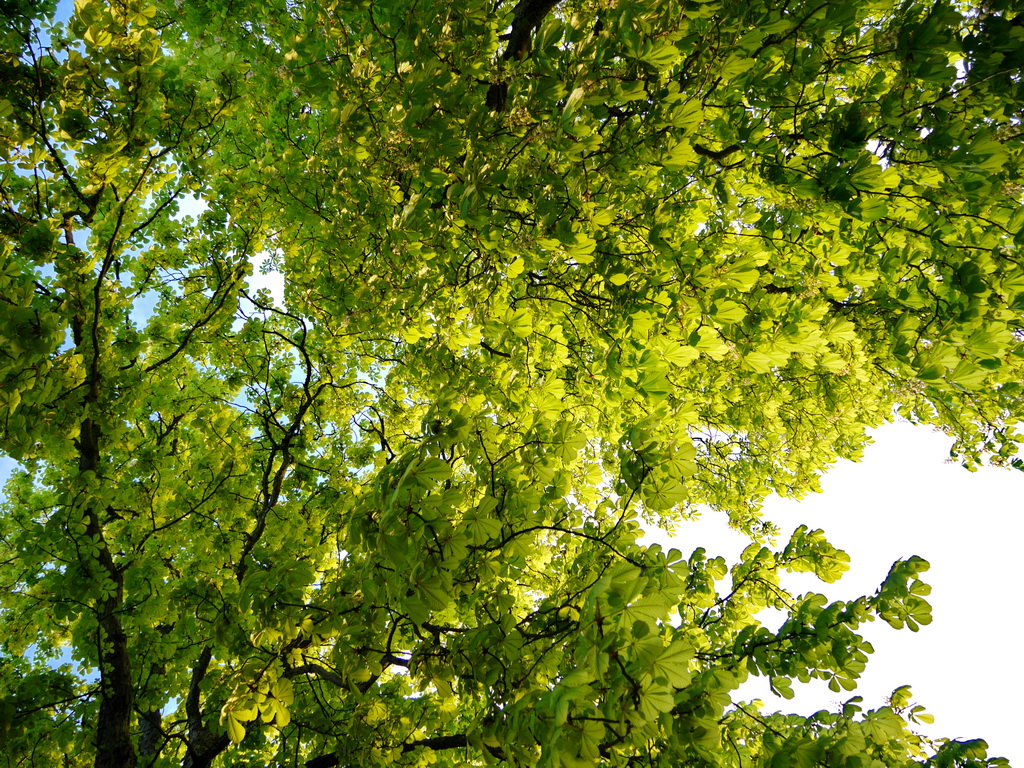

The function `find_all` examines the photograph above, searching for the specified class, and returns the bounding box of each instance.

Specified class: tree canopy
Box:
[1,0,1021,765]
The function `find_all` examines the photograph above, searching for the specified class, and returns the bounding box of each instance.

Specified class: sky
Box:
[645,421,1023,764]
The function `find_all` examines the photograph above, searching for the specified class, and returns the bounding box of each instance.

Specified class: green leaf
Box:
[711,300,746,325]
[622,593,671,624]
[650,639,694,687]
[563,86,585,117]
[638,682,676,720]
[412,457,452,487]
[948,360,989,390]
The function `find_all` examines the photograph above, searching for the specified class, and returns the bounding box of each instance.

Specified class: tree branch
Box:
[182,647,229,768]
[304,734,504,768]
[503,0,559,61]
[283,662,347,689]
[486,0,560,111]
[480,340,511,358]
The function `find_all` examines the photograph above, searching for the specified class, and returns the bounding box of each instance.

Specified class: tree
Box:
[0,0,1021,765]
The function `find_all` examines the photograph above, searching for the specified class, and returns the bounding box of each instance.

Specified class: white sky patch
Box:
[248,249,286,307]
[866,139,889,169]
[955,57,967,85]
[173,192,209,221]
[643,422,1023,764]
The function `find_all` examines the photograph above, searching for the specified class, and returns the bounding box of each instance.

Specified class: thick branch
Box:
[503,0,560,61]
[486,0,560,111]
[138,707,163,758]
[92,581,135,768]
[182,647,230,768]
[305,734,503,768]
[185,646,212,732]
[480,340,511,358]
[283,663,347,689]
[403,735,472,753]
[73,301,136,768]
[692,143,741,162]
